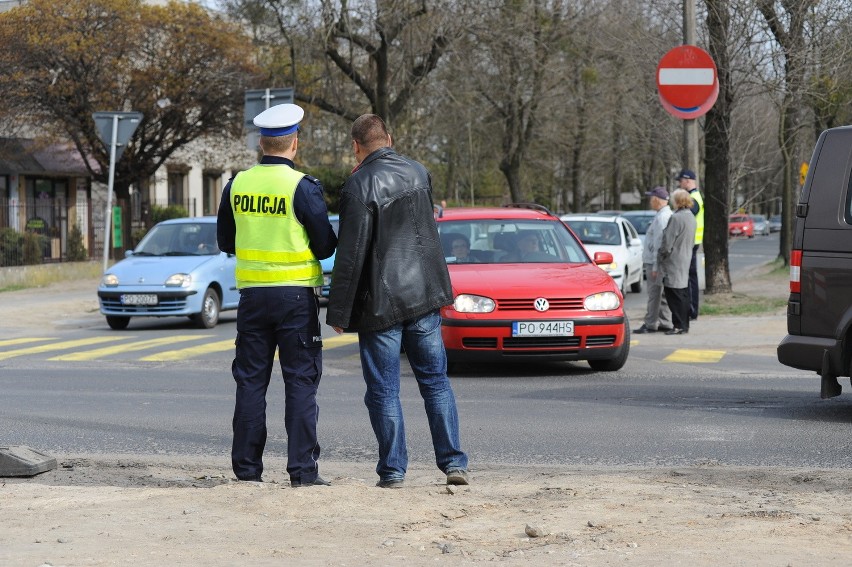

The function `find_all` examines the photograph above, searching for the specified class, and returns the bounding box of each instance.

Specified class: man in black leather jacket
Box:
[326,114,469,488]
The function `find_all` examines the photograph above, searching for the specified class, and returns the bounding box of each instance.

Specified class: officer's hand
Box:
[332,326,344,334]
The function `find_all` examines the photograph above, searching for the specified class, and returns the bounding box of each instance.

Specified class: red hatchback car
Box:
[728,214,755,238]
[436,205,630,371]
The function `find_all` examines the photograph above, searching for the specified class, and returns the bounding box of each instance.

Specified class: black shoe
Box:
[665,328,687,335]
[291,475,331,488]
[633,324,657,334]
[236,475,262,482]
[446,469,469,485]
[376,478,405,488]
[657,326,674,333]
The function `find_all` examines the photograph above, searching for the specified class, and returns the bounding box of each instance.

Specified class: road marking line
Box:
[0,336,128,360]
[664,349,726,363]
[0,337,52,347]
[323,334,359,348]
[50,335,210,361]
[140,333,359,362]
[140,339,235,361]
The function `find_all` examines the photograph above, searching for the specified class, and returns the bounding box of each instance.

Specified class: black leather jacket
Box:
[326,148,452,332]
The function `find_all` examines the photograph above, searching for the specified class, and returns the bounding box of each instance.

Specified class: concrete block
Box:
[0,445,57,477]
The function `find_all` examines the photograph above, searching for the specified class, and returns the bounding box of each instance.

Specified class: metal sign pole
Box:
[102,114,119,273]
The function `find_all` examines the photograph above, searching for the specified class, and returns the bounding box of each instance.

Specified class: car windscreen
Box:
[437,219,590,264]
[134,222,220,256]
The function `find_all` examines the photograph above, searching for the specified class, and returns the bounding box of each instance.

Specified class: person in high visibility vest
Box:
[217,103,337,487]
[676,169,704,320]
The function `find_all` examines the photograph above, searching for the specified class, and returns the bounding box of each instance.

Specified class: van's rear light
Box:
[790,249,802,293]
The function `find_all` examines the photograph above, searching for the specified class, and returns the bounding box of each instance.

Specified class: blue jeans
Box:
[358,310,468,481]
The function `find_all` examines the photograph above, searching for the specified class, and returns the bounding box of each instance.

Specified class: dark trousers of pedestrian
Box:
[231,286,323,484]
[688,244,700,319]
[664,286,691,333]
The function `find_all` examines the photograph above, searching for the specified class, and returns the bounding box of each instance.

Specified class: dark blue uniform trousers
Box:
[231,286,323,483]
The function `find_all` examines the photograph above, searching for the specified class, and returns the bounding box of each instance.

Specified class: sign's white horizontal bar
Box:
[658,68,714,85]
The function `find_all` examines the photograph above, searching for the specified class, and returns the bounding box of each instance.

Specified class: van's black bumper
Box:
[777,334,843,374]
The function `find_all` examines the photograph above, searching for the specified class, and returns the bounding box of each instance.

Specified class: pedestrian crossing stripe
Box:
[0,337,52,347]
[49,335,212,361]
[140,339,234,362]
[0,336,126,360]
[664,349,726,363]
[139,334,360,362]
[323,334,360,348]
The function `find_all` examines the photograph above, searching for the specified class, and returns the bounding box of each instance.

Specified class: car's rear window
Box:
[437,219,590,264]
[562,220,622,245]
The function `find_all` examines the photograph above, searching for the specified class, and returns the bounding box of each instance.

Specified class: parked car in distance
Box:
[620,210,656,244]
[436,204,630,372]
[560,214,643,294]
[728,214,755,238]
[751,214,770,236]
[319,214,339,300]
[768,214,782,232]
[97,217,239,330]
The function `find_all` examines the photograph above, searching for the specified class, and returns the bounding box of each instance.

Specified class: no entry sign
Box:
[657,45,718,119]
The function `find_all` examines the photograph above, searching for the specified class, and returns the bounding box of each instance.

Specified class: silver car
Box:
[751,214,770,236]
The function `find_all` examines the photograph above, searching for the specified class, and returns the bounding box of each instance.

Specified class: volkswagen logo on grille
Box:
[534,297,549,312]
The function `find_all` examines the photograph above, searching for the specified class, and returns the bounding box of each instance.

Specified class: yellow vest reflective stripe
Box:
[231,165,322,289]
[692,189,705,245]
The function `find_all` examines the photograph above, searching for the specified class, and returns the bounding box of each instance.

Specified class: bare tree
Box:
[756,0,817,265]
[703,0,734,294]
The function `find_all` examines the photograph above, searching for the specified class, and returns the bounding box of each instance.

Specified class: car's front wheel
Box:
[588,320,630,372]
[106,316,130,330]
[630,271,643,293]
[192,287,221,329]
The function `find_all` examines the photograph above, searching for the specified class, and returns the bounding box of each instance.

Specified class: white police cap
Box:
[253,103,304,137]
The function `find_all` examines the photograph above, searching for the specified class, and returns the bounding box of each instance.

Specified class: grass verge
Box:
[701,294,788,316]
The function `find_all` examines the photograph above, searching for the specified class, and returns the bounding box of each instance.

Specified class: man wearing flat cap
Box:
[676,169,703,320]
[217,103,337,487]
[634,186,673,334]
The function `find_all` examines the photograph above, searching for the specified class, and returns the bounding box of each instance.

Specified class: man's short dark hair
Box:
[352,114,389,149]
[259,132,297,154]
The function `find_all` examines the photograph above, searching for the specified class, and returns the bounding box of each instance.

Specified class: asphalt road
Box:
[3,233,851,470]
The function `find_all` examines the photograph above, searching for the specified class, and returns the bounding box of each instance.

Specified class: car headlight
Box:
[101,274,119,287]
[584,291,620,311]
[453,294,496,313]
[165,273,192,287]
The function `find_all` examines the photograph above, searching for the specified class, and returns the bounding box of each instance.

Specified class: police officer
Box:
[676,169,704,320]
[217,103,337,487]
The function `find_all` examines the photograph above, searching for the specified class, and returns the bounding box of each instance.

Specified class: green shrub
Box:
[0,227,23,266]
[22,232,44,265]
[308,165,351,213]
[66,224,89,261]
[151,204,188,224]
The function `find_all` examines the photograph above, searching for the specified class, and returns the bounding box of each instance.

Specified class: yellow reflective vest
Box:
[230,165,322,289]
[691,189,704,245]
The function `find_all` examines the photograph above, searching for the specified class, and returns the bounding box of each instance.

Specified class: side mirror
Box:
[593,251,614,265]
[125,250,134,258]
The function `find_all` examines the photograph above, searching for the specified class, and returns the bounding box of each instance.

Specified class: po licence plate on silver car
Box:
[512,321,574,337]
[121,294,158,306]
